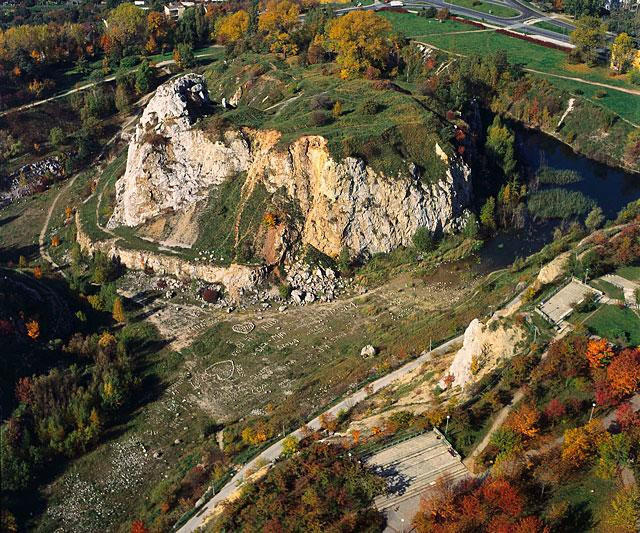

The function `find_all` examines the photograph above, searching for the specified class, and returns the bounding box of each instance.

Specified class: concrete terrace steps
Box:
[375,463,469,510]
[367,430,470,512]
[368,436,448,468]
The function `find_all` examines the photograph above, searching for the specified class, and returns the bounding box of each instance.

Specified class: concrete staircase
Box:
[367,431,470,511]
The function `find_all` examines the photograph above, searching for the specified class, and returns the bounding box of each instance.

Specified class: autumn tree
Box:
[258,0,300,57]
[544,398,566,425]
[173,43,195,69]
[326,11,393,79]
[102,4,148,61]
[607,486,640,532]
[585,338,614,368]
[413,475,548,532]
[280,435,298,457]
[26,319,40,340]
[561,419,604,469]
[130,519,149,533]
[33,265,42,279]
[319,412,338,433]
[570,16,607,66]
[607,348,640,398]
[51,235,60,247]
[610,32,635,73]
[507,404,540,438]
[215,10,250,44]
[146,11,171,54]
[112,297,126,323]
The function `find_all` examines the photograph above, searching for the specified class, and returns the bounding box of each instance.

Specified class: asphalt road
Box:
[345,0,575,44]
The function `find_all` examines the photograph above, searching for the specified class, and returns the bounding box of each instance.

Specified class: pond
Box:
[474,127,640,272]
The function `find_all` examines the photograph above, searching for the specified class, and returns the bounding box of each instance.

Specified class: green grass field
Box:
[615,265,640,281]
[447,0,521,18]
[533,20,570,35]
[381,12,640,123]
[585,304,640,345]
[589,279,624,301]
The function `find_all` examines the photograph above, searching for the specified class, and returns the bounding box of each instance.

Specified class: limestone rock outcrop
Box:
[439,318,525,391]
[109,74,473,258]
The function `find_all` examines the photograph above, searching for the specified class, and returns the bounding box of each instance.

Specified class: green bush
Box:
[413,227,435,252]
[630,69,640,86]
[360,99,380,115]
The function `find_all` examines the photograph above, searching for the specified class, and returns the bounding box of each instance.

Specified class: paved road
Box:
[177,333,464,532]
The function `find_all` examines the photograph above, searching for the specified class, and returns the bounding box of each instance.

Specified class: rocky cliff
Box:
[109,74,472,258]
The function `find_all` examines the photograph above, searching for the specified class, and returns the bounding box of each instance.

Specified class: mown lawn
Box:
[533,20,570,35]
[585,304,640,345]
[589,279,624,301]
[615,265,640,281]
[382,12,640,123]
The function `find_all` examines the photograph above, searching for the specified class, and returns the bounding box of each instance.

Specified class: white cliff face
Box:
[109,74,472,258]
[109,74,252,227]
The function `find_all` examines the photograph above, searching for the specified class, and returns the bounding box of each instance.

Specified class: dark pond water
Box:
[474,127,640,272]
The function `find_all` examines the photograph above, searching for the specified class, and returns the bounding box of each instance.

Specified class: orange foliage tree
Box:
[319,412,338,433]
[607,348,640,398]
[26,319,40,340]
[585,338,614,369]
[413,476,548,532]
[130,520,149,533]
[51,235,60,247]
[33,265,42,279]
[507,404,540,438]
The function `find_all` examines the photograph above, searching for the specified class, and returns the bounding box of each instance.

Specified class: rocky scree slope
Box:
[109,74,473,259]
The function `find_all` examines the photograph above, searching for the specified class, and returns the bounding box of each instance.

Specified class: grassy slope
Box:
[585,304,640,345]
[381,12,640,123]
[206,58,449,181]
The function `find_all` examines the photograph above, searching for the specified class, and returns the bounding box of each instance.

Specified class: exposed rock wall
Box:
[109,74,473,259]
[439,317,525,391]
[77,213,264,298]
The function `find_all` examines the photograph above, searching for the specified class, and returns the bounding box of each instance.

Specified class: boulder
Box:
[361,345,377,358]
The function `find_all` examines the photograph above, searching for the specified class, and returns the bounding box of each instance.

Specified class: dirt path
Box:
[0,51,222,119]
[413,39,640,104]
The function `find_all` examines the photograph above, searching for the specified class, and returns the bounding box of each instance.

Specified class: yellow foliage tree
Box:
[215,10,250,44]
[611,32,635,73]
[112,297,126,323]
[99,330,117,348]
[561,420,604,469]
[281,435,298,457]
[258,0,299,57]
[326,11,393,79]
[507,404,540,438]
